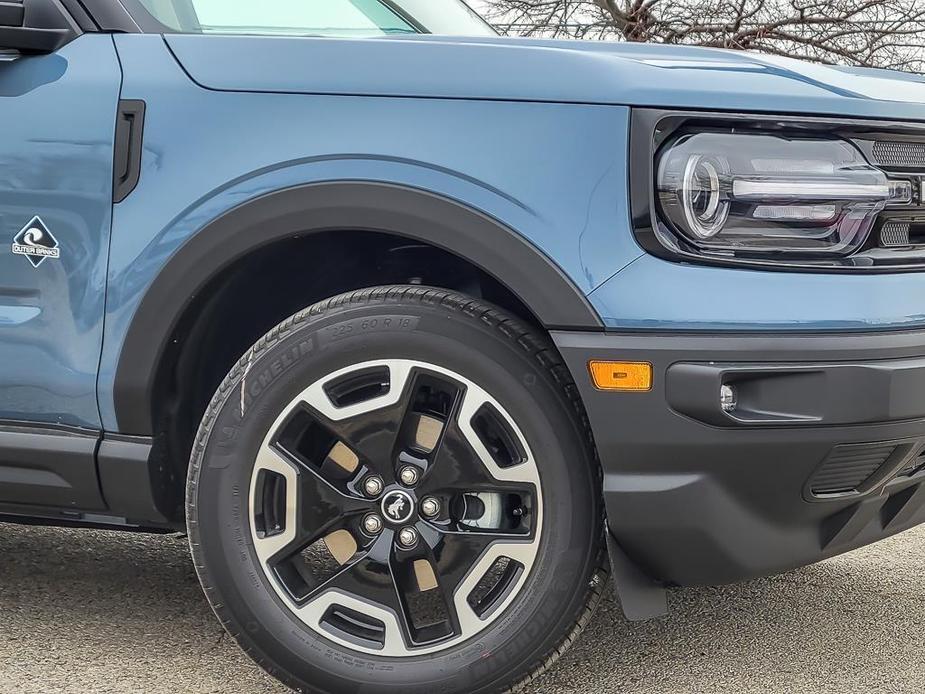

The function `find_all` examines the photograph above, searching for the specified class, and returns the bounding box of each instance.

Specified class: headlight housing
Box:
[630,111,925,271]
[656,132,911,258]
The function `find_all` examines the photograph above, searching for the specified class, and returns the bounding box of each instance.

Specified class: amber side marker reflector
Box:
[588,361,652,392]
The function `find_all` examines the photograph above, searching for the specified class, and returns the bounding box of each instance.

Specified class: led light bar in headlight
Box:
[731,180,892,200]
[656,131,910,257]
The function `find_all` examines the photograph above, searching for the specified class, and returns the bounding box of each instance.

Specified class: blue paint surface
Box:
[167,33,925,120]
[6,31,925,432]
[97,35,634,429]
[590,255,925,331]
[0,36,119,428]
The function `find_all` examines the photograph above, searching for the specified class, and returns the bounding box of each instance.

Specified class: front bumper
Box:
[554,327,925,587]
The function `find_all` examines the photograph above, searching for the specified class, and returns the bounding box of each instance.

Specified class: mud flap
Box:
[606,530,668,621]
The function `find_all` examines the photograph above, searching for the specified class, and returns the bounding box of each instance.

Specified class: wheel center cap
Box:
[381,489,415,524]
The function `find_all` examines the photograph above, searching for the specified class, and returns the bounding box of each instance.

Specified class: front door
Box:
[0,34,121,508]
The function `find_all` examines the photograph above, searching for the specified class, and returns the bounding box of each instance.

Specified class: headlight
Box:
[656,131,913,258]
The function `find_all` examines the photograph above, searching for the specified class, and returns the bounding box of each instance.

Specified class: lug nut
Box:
[398,526,418,548]
[421,497,441,518]
[363,475,384,497]
[363,514,383,535]
[399,466,420,486]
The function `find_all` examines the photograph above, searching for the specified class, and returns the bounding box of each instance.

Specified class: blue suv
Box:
[6,0,925,691]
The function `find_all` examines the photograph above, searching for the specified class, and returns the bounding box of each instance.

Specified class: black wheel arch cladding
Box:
[113,182,603,435]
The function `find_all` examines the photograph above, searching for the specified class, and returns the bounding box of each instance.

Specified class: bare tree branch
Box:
[478,0,925,72]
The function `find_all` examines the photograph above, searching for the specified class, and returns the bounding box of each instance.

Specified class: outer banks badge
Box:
[12,216,59,268]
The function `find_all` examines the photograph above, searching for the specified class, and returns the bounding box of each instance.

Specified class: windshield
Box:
[124,0,496,38]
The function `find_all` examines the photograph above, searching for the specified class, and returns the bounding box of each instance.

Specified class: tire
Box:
[187,286,605,694]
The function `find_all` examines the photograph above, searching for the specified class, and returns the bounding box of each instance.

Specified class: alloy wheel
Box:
[248,359,542,657]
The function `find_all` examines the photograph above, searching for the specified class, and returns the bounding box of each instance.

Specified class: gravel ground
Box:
[2,522,925,693]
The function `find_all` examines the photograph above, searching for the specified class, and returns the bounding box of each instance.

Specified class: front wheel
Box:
[187,287,604,693]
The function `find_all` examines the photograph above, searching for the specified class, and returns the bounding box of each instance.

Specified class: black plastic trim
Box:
[58,0,95,31]
[803,439,921,502]
[74,0,139,32]
[0,1,25,27]
[554,326,925,585]
[0,0,83,53]
[97,433,172,525]
[0,423,175,529]
[113,181,602,435]
[100,0,176,32]
[0,422,103,511]
[666,358,925,427]
[113,99,145,203]
[605,530,667,621]
[630,107,925,273]
[0,509,174,531]
[0,25,69,52]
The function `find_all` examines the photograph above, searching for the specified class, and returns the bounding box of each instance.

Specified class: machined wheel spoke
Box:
[249,359,544,657]
[250,444,301,564]
[418,417,528,495]
[419,378,538,490]
[251,444,368,565]
[301,535,417,649]
[391,370,460,462]
[308,401,407,482]
[432,529,524,595]
[416,415,538,538]
[384,525,537,639]
[293,458,369,544]
[285,361,424,481]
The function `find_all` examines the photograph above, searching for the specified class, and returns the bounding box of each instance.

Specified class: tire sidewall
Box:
[190,295,599,693]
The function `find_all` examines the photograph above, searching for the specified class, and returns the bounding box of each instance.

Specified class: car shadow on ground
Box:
[1,523,924,693]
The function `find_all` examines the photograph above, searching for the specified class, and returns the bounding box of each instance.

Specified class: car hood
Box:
[166,34,925,121]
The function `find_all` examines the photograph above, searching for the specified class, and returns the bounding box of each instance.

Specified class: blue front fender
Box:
[99,35,638,431]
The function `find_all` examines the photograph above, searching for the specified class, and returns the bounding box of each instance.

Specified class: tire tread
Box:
[186,285,607,694]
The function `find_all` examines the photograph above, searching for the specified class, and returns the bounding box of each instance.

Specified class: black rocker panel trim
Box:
[0,422,103,511]
[113,181,603,435]
[0,426,175,529]
[97,433,173,525]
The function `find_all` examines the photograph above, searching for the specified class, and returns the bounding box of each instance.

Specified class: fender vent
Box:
[809,442,897,497]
